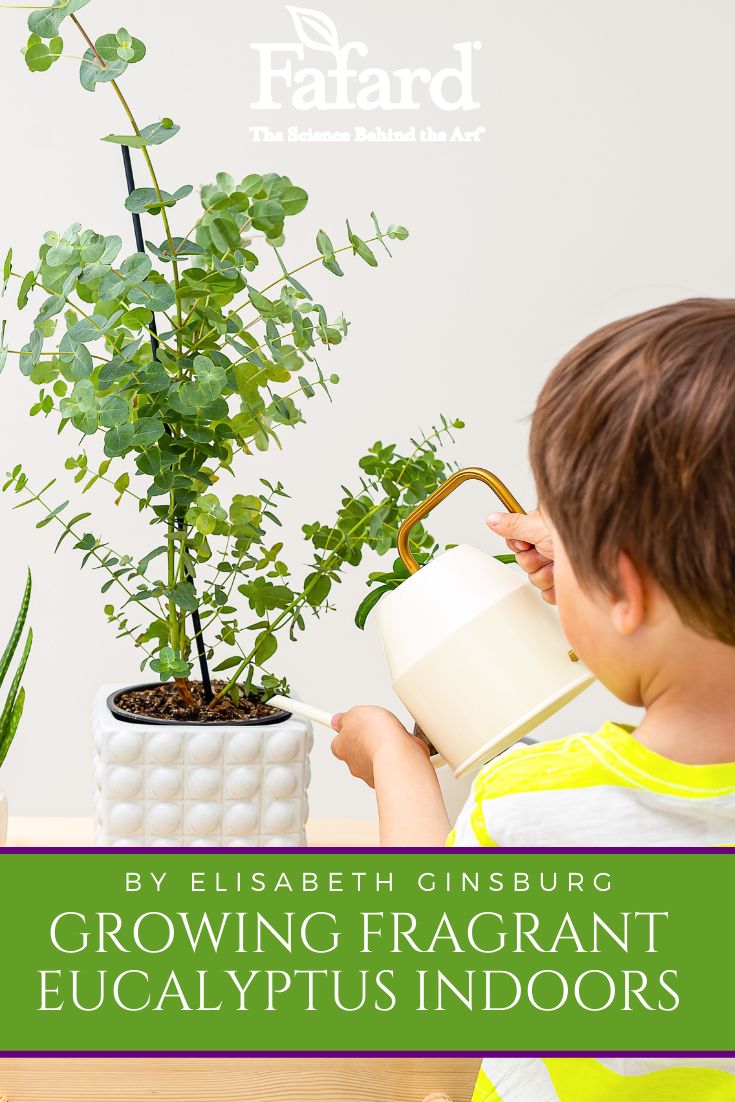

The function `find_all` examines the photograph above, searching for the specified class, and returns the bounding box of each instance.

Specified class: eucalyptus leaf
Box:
[23,33,63,73]
[35,294,65,324]
[127,278,175,311]
[98,358,131,390]
[133,418,165,446]
[125,185,192,216]
[99,394,130,427]
[28,0,91,39]
[250,199,285,236]
[70,343,93,379]
[168,582,197,612]
[354,584,392,630]
[0,321,8,375]
[17,270,35,309]
[45,239,74,266]
[149,646,191,681]
[19,327,43,376]
[281,186,308,216]
[67,314,105,343]
[100,236,123,264]
[95,29,145,65]
[59,379,98,435]
[316,229,343,277]
[103,421,135,457]
[146,237,203,262]
[102,118,178,149]
[347,220,378,267]
[79,46,126,91]
[120,253,152,284]
[1,248,12,297]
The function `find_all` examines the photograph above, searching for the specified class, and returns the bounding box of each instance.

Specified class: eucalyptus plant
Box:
[1,0,462,709]
[0,572,32,768]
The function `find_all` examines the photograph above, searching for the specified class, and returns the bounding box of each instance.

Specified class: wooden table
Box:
[0,1060,480,1102]
[5,816,381,847]
[0,820,481,1102]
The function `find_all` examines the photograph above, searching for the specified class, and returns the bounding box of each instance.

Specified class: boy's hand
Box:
[486,508,556,604]
[331,706,430,788]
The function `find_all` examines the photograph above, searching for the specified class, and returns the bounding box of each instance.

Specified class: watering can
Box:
[375,467,595,777]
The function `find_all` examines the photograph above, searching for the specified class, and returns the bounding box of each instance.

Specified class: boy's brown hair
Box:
[530,298,735,644]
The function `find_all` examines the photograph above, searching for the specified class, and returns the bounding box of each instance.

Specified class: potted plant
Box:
[0,571,32,845]
[0,1,461,846]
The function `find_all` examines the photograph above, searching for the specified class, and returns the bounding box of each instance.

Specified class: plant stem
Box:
[115,114,212,698]
[166,499,179,652]
[70,14,184,347]
[11,349,109,363]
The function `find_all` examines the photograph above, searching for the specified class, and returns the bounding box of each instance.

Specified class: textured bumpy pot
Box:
[0,790,7,846]
[93,685,312,847]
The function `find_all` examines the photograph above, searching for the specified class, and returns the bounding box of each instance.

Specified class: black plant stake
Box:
[119,145,213,703]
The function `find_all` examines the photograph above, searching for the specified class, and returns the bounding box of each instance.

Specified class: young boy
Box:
[330,299,735,1100]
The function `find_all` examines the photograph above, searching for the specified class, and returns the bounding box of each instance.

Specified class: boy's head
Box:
[530,298,735,704]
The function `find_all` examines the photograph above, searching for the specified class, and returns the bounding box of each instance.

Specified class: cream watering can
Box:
[374,467,595,777]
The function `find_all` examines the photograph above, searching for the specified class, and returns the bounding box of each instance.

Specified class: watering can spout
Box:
[376,468,594,778]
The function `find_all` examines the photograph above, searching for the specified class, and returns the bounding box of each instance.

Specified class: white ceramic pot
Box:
[93,685,313,847]
[0,790,7,846]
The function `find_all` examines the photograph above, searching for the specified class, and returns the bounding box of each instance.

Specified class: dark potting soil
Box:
[114,681,283,724]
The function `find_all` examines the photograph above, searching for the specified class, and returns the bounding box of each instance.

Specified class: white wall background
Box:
[1,0,732,818]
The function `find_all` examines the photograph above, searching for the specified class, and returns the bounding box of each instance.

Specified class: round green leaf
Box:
[133,418,165,446]
[103,421,135,457]
[99,394,130,428]
[28,0,91,40]
[79,45,126,92]
[59,379,98,434]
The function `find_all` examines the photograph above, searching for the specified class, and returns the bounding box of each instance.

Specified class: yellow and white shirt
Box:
[473,1058,735,1101]
[446,722,735,1101]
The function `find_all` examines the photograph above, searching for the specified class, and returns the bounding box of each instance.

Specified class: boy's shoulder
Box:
[471,723,626,803]
[448,729,616,848]
[452,722,735,849]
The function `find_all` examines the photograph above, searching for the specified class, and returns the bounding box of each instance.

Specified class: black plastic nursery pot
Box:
[106,683,292,727]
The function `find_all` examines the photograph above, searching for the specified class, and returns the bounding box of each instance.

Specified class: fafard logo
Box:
[250,6,481,112]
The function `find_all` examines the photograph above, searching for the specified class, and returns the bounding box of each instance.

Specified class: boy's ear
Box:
[610,551,646,636]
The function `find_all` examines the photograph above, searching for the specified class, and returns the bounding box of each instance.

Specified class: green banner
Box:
[0,850,731,1053]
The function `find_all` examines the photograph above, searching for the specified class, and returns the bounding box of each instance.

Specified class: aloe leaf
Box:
[0,569,31,688]
[0,686,25,769]
[0,626,32,733]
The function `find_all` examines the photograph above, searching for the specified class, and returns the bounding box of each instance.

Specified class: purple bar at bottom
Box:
[0,1050,734,1059]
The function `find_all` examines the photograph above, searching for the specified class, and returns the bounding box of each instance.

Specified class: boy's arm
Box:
[331,706,452,846]
[373,739,452,846]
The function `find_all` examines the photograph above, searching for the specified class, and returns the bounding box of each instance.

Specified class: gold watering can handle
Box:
[397,466,579,664]
[397,466,525,575]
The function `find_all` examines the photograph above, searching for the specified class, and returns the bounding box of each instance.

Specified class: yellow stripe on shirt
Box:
[472,723,735,804]
[544,1058,735,1101]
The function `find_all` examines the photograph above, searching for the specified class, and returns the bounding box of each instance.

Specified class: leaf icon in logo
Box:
[286,6,341,54]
